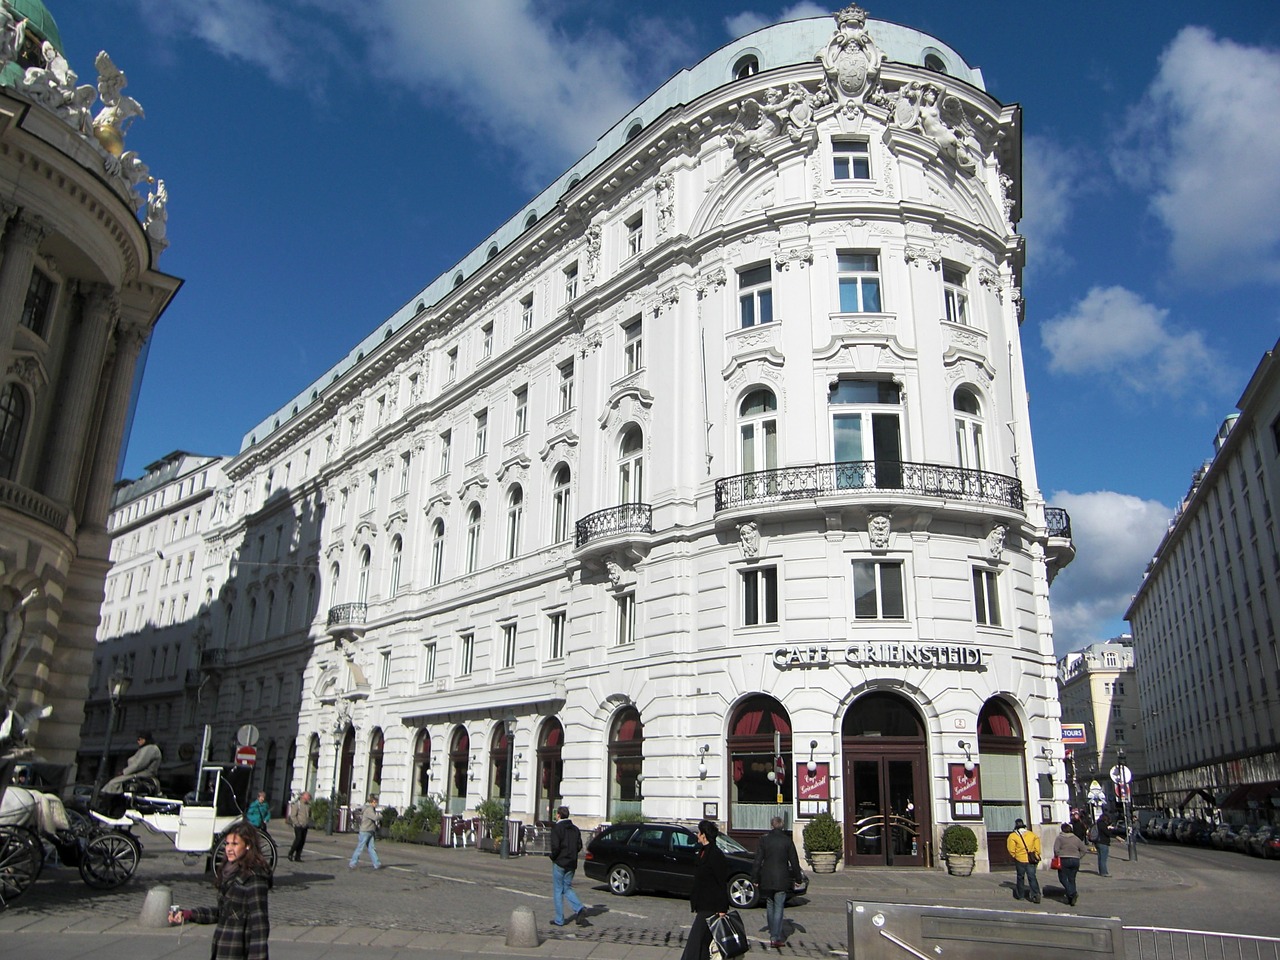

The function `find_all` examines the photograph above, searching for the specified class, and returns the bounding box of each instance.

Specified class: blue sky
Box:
[59,1,1280,654]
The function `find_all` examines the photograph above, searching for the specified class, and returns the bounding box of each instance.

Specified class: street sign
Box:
[1087,779,1107,804]
[237,724,260,747]
[1061,723,1087,745]
[235,745,257,767]
[1116,782,1131,801]
[1110,764,1132,785]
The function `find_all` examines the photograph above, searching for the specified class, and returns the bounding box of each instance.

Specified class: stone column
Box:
[0,209,47,368]
[42,284,117,507]
[81,313,151,528]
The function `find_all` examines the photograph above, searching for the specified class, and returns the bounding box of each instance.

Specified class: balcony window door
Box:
[619,427,644,504]
[953,387,985,471]
[830,380,902,489]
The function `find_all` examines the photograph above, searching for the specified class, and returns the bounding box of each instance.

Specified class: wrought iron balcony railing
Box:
[575,503,653,548]
[200,648,227,669]
[327,602,368,629]
[1045,506,1073,539]
[715,460,1024,512]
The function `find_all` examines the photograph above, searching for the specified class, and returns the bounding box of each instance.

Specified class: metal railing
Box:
[575,503,653,548]
[1127,927,1280,960]
[1046,506,1073,539]
[326,602,367,629]
[715,460,1024,512]
[199,648,227,669]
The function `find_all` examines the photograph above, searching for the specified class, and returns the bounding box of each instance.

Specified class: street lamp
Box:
[500,715,516,860]
[90,666,133,809]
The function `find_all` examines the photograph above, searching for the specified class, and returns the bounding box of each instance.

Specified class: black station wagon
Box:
[583,822,808,909]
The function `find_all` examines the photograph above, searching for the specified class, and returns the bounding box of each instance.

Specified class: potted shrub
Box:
[378,806,398,839]
[802,812,843,873]
[476,797,508,853]
[310,797,331,832]
[941,824,978,876]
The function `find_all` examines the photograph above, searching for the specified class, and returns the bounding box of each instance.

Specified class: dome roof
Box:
[6,0,63,55]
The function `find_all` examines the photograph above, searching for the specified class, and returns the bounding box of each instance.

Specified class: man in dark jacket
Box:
[548,805,590,927]
[1094,811,1113,876]
[681,820,731,960]
[752,816,803,947]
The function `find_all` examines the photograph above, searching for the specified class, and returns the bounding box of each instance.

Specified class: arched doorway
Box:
[304,734,320,795]
[338,725,356,802]
[410,729,431,806]
[489,724,511,801]
[979,698,1028,866]
[727,695,792,850]
[367,728,385,795]
[607,707,643,820]
[841,691,929,866]
[447,726,470,814]
[537,719,564,823]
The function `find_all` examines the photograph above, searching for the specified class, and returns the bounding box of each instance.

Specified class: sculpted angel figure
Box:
[145,179,168,243]
[726,84,815,156]
[819,4,882,112]
[0,12,24,64]
[892,81,979,174]
[93,51,144,157]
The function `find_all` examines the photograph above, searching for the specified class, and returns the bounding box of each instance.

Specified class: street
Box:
[3,830,1278,958]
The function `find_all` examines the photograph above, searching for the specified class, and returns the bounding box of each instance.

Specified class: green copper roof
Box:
[5,0,63,55]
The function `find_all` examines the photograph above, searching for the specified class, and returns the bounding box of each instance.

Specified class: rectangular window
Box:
[833,139,871,180]
[459,632,474,676]
[379,649,391,688]
[19,268,54,338]
[558,359,575,412]
[548,610,566,660]
[521,294,534,333]
[838,252,882,313]
[474,409,488,458]
[943,265,970,325]
[741,566,779,626]
[367,469,378,511]
[481,322,494,359]
[852,559,905,619]
[738,263,774,328]
[438,430,452,477]
[513,385,528,437]
[972,567,1001,626]
[626,212,644,258]
[623,316,643,375]
[564,262,579,302]
[422,641,437,682]
[399,451,412,495]
[501,622,517,670]
[616,593,636,646]
[446,347,458,382]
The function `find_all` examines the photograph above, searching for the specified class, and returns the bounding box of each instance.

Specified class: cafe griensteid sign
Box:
[773,641,984,670]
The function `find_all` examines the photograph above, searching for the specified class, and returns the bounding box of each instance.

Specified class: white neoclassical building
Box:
[0,0,179,766]
[92,7,1075,869]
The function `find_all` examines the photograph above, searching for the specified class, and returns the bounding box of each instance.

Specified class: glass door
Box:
[843,751,926,866]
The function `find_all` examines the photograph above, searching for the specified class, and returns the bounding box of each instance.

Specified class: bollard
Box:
[505,906,540,948]
[140,885,173,928]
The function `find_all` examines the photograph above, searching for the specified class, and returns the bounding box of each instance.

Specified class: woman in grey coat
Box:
[1053,821,1090,906]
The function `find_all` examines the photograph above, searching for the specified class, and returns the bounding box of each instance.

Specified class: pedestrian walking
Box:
[1053,821,1089,906]
[348,793,382,869]
[548,805,591,927]
[680,819,731,960]
[246,791,271,832]
[1006,818,1042,903]
[285,792,311,862]
[169,822,272,960]
[752,815,803,948]
[1070,808,1088,843]
[1094,810,1113,876]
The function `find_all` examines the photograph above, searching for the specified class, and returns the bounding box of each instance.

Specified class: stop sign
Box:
[235,745,257,767]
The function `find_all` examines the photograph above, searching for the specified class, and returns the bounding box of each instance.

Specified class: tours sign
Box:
[773,641,983,670]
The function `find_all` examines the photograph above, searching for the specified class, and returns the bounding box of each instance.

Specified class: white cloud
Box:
[1046,491,1172,655]
[1040,285,1222,395]
[725,3,828,41]
[1020,134,1089,269]
[1113,27,1280,286]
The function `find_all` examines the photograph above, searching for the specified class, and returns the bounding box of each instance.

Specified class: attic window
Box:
[384,327,393,340]
[416,300,425,313]
[486,244,499,261]
[923,53,947,74]
[311,391,318,401]
[626,121,643,141]
[273,419,280,430]
[291,406,298,416]
[452,272,464,288]
[524,211,538,229]
[733,54,759,80]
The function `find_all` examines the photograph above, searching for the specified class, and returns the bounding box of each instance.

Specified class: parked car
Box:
[1143,817,1167,841]
[1233,826,1254,853]
[1260,827,1280,859]
[1178,819,1212,845]
[1210,824,1238,850]
[1162,818,1184,841]
[1247,826,1278,858]
[583,822,809,909]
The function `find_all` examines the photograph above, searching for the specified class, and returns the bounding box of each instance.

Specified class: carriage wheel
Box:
[212,822,278,873]
[0,825,42,906]
[78,831,140,889]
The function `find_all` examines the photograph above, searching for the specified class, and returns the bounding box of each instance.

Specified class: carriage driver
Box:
[102,730,163,796]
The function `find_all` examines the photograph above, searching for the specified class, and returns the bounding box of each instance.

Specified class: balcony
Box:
[715,461,1024,512]
[199,648,227,671]
[0,476,70,533]
[1045,506,1072,539]
[326,602,367,639]
[576,503,653,549]
[1044,505,1076,581]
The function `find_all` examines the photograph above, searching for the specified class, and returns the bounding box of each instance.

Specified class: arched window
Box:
[447,726,470,814]
[367,727,385,795]
[339,724,356,799]
[727,695,792,840]
[305,733,321,795]
[465,504,482,572]
[305,575,317,619]
[923,52,948,74]
[452,271,464,288]
[389,535,403,596]
[486,244,499,261]
[265,590,276,639]
[739,388,778,473]
[247,598,258,644]
[953,387,985,470]
[978,698,1028,863]
[224,603,234,645]
[489,723,512,800]
[0,382,27,480]
[608,707,644,819]
[430,519,446,585]
[329,562,340,601]
[626,120,643,141]
[524,211,538,229]
[284,582,295,630]
[357,546,371,604]
[733,54,759,80]
[618,427,644,504]
[411,729,432,805]
[551,465,572,542]
[537,719,564,823]
[505,485,524,559]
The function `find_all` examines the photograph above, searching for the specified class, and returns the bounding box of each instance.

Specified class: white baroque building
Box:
[92,7,1075,869]
[0,0,179,767]
[1127,339,1280,821]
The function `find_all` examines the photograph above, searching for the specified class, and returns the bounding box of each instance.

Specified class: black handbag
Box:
[708,910,751,959]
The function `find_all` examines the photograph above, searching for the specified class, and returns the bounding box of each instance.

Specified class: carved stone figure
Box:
[738,521,760,558]
[819,4,883,114]
[892,81,979,174]
[868,513,891,550]
[585,224,602,280]
[985,524,1007,561]
[725,83,820,157]
[605,555,623,587]
[0,11,24,65]
[93,51,144,157]
[144,179,168,243]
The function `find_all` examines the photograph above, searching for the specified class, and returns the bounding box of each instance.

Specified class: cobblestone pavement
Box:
[5,830,1276,960]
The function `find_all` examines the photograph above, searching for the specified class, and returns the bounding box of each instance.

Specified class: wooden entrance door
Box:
[842,747,929,866]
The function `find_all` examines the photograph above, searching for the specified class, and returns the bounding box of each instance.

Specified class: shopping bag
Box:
[1050,856,1062,870]
[707,909,751,959]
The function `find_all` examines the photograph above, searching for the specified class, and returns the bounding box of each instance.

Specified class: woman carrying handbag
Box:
[1053,821,1089,906]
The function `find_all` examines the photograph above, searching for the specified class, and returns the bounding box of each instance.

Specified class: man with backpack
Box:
[548,805,591,927]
